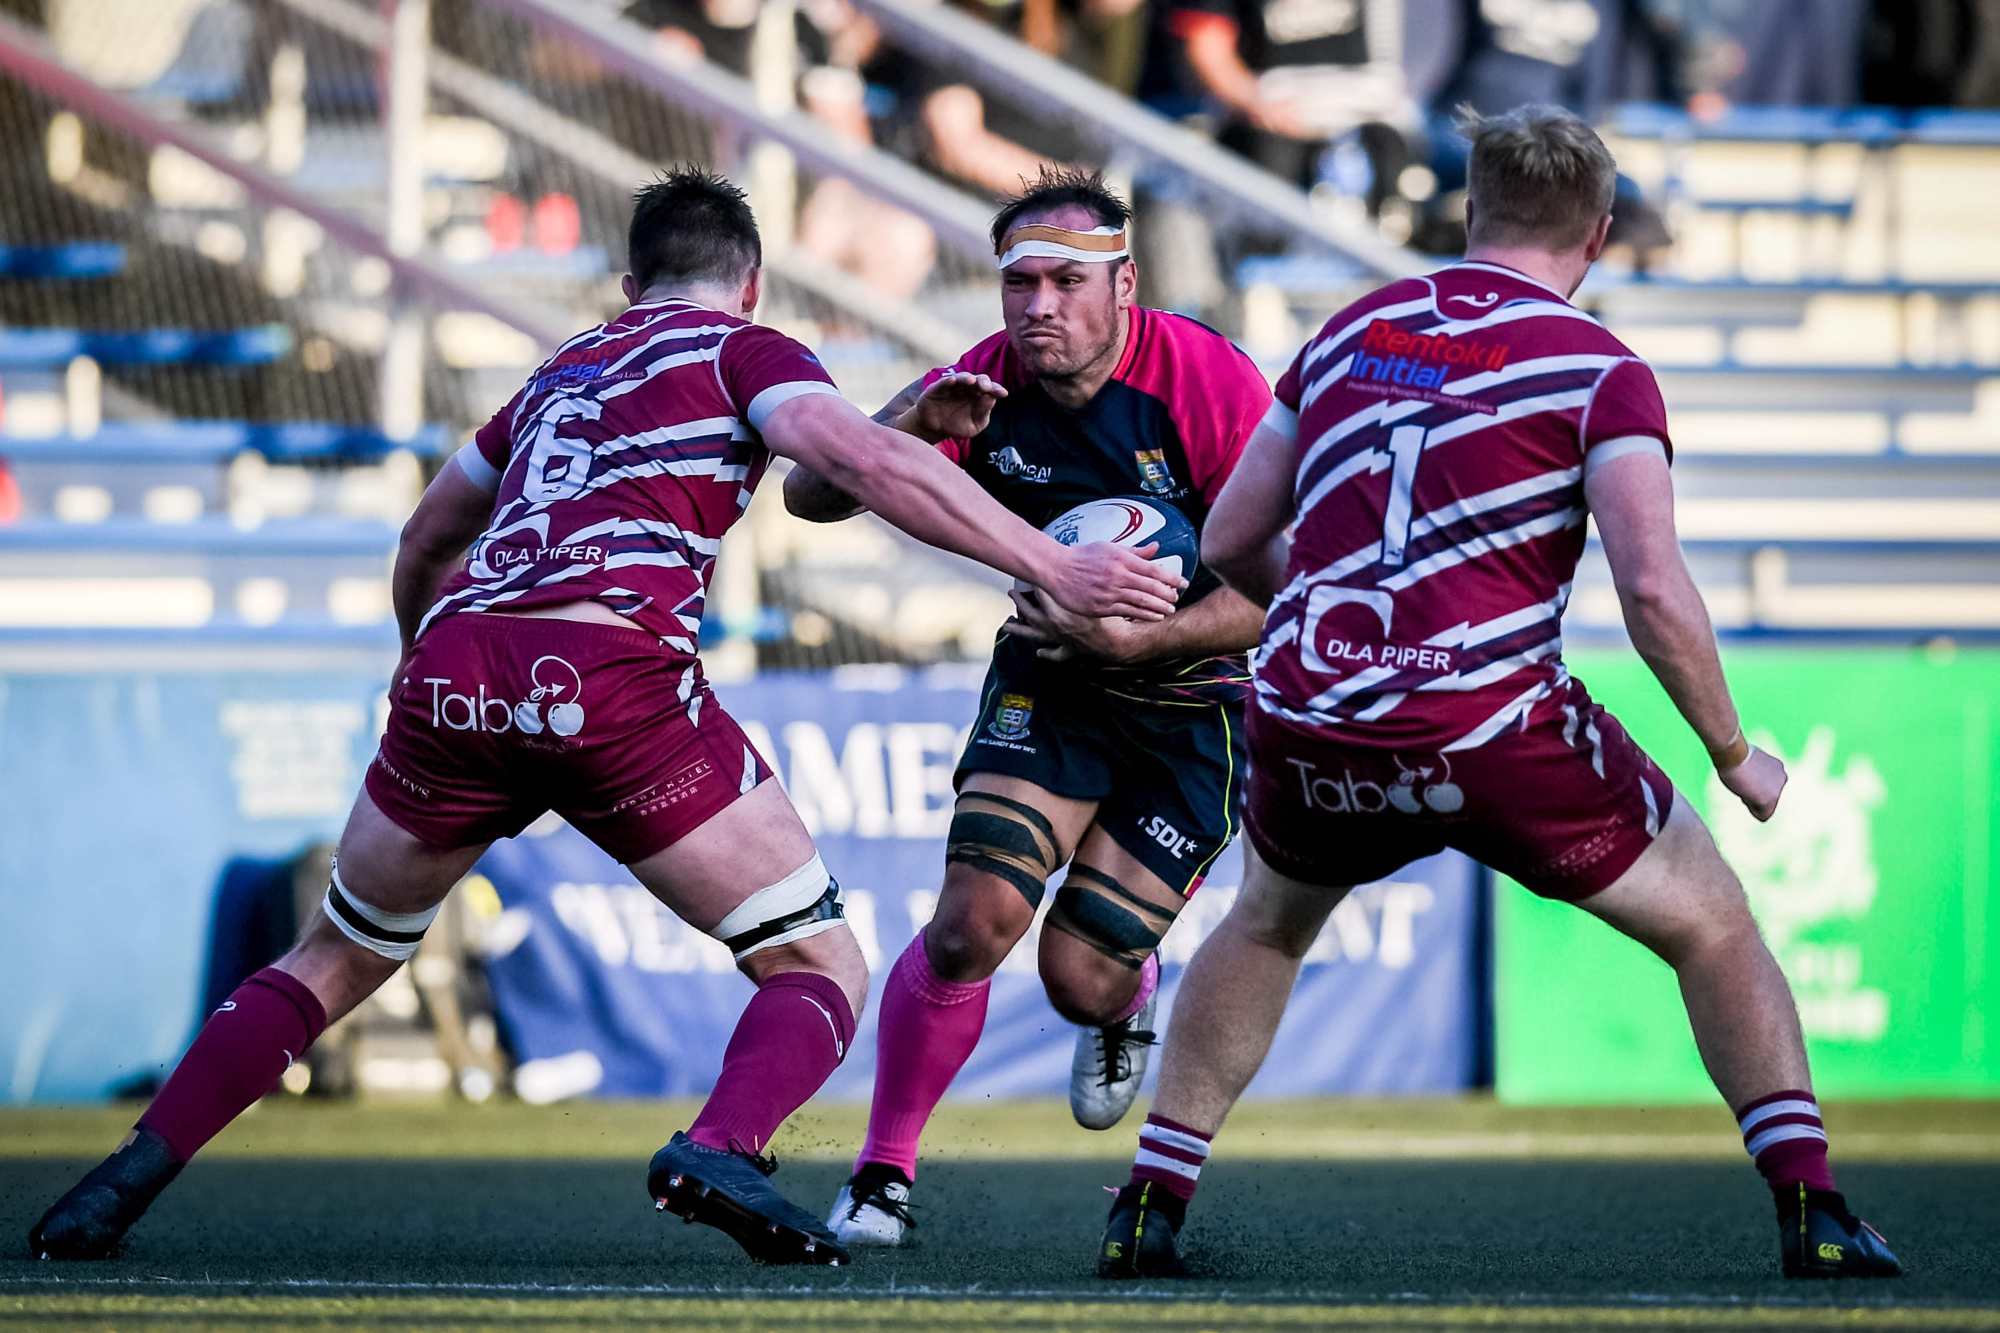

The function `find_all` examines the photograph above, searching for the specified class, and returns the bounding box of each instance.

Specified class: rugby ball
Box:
[1040,496,1198,582]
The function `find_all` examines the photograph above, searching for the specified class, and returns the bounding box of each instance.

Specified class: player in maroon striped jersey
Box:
[28,169,1180,1269]
[1096,107,1901,1281]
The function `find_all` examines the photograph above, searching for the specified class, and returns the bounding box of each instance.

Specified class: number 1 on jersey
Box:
[1381,424,1426,566]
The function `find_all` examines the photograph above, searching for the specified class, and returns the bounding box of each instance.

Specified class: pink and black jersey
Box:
[1253,261,1673,751]
[933,306,1271,703]
[422,298,839,659]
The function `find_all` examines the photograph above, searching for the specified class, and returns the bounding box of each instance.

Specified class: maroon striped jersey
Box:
[423,298,839,662]
[1252,261,1673,752]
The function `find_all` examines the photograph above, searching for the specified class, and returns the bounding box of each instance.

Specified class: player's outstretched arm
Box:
[763,392,1181,620]
[784,372,1005,523]
[1201,420,1298,607]
[392,455,498,652]
[1587,449,1787,820]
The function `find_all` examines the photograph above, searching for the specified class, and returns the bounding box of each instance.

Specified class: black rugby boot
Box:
[648,1132,848,1266]
[29,1127,183,1260]
[1778,1184,1902,1278]
[1096,1180,1187,1279]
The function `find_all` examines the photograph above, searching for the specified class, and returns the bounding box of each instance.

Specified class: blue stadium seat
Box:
[0,244,127,280]
[1686,197,1855,220]
[1609,103,1903,146]
[0,517,397,557]
[0,326,293,370]
[0,421,449,463]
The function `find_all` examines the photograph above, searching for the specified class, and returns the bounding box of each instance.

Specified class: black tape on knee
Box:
[719,882,845,959]
[946,800,1060,908]
[1049,871,1165,970]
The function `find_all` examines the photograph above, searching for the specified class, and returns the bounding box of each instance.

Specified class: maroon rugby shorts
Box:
[1242,681,1675,901]
[366,613,772,863]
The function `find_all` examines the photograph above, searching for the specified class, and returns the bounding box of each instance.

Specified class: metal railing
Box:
[851,0,1425,283]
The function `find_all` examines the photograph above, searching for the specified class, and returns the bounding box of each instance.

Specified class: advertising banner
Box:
[1495,648,1999,1103]
[0,658,1483,1103]
[472,667,1487,1101]
[0,664,390,1102]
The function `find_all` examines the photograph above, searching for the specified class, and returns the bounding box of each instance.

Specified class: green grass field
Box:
[3,1099,1996,1329]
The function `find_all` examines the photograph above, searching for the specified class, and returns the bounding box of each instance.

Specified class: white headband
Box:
[996,223,1129,270]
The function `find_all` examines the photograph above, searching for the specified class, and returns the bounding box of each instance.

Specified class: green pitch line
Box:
[2,1098,1997,1163]
[5,1290,2000,1331]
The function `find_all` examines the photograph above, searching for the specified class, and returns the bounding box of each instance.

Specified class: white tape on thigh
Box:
[323,864,442,962]
[711,853,845,962]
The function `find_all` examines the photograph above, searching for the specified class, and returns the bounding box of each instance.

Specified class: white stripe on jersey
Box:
[1300,353,1357,412]
[1443,679,1550,753]
[453,442,501,492]
[1427,584,1572,650]
[1416,635,1563,694]
[1299,295,1434,378]
[1432,299,1603,339]
[746,380,842,433]
[1379,506,1585,593]
[1258,397,1299,443]
[1407,467,1582,542]
[1583,433,1668,476]
[560,514,725,557]
[598,345,725,402]
[584,456,751,494]
[1297,382,1592,515]
[594,414,744,459]
[1295,357,1612,505]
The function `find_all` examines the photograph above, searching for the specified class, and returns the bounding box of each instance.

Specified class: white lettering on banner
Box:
[548,883,883,973]
[1708,725,1890,1043]
[734,719,966,840]
[1159,881,1435,970]
[220,699,365,819]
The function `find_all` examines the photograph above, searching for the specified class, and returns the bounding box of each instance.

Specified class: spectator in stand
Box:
[858,0,1091,201]
[1964,0,2000,105]
[1678,0,1866,109]
[628,0,939,302]
[1861,0,1982,107]
[1149,0,1415,190]
[1412,0,1681,262]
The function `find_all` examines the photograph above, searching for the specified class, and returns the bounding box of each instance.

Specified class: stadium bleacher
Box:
[0,0,1996,657]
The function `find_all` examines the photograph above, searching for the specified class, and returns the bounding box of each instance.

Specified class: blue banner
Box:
[0,659,1483,1103]
[0,661,391,1102]
[474,667,1484,1102]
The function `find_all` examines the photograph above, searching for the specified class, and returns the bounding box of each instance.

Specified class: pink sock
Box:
[1736,1089,1836,1194]
[1111,953,1160,1024]
[687,971,856,1154]
[139,966,327,1163]
[854,929,990,1179]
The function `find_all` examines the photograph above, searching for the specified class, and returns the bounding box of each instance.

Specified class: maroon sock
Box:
[1735,1089,1836,1194]
[1128,1112,1212,1204]
[687,972,856,1155]
[138,966,328,1163]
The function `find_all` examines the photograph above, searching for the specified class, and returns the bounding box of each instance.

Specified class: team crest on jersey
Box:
[1134,448,1174,496]
[989,692,1034,740]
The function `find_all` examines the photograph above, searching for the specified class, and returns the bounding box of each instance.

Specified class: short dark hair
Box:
[989,165,1132,253]
[628,166,762,291]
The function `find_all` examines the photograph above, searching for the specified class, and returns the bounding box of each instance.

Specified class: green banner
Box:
[1496,648,1998,1103]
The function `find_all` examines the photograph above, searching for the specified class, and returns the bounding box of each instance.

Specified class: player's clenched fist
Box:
[908,371,1007,442]
[1719,745,1787,822]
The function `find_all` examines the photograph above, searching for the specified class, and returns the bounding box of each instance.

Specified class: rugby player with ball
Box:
[785,167,1272,1247]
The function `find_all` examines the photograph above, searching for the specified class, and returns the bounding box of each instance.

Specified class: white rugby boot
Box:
[827,1164,915,1248]
[1069,957,1160,1131]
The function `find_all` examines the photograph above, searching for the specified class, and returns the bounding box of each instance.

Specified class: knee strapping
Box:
[712,854,846,962]
[1048,865,1173,970]
[945,793,1061,907]
[323,864,440,962]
